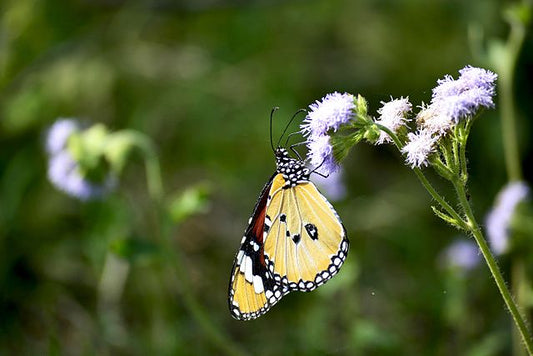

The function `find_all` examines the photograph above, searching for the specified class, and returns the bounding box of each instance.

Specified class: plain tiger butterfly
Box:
[228,109,349,321]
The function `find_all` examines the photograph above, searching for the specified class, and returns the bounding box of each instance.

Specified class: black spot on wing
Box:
[292,234,301,244]
[304,223,318,240]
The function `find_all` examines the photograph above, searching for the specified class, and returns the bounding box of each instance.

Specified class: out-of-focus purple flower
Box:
[400,129,438,168]
[45,119,115,201]
[306,134,338,175]
[374,97,412,144]
[311,168,346,201]
[48,151,115,201]
[46,119,79,155]
[442,239,480,271]
[300,92,356,137]
[430,65,497,124]
[485,181,530,255]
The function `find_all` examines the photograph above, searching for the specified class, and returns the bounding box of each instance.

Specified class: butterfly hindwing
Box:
[228,176,287,321]
[263,174,349,291]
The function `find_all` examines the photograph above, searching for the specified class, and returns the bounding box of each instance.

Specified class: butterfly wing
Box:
[263,174,349,291]
[228,175,287,321]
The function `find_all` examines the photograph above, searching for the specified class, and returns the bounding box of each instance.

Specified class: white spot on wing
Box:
[253,275,264,294]
[244,256,254,283]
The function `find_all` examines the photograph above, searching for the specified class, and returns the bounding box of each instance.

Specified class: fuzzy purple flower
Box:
[400,129,438,168]
[485,181,530,255]
[374,97,412,144]
[45,119,115,201]
[416,103,454,136]
[300,92,356,137]
[311,167,346,201]
[306,134,338,174]
[442,239,480,271]
[430,65,497,124]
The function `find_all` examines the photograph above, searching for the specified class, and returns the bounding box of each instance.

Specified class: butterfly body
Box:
[229,148,348,321]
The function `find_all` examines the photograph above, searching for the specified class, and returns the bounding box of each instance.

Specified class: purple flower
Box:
[400,129,438,168]
[430,65,497,124]
[48,152,114,201]
[45,119,115,201]
[442,239,480,271]
[485,181,530,255]
[46,119,79,155]
[306,134,338,175]
[374,97,412,144]
[300,92,356,137]
[310,168,346,201]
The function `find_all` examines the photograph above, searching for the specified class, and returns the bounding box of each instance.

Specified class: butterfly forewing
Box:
[263,174,348,291]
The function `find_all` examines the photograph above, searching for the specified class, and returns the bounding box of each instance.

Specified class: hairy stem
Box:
[454,178,533,354]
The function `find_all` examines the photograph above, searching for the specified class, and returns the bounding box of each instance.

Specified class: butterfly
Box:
[228,113,349,321]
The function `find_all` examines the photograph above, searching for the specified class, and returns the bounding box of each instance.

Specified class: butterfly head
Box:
[274,147,310,187]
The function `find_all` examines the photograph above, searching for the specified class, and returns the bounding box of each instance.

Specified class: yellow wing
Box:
[228,249,287,320]
[228,176,288,321]
[263,174,349,291]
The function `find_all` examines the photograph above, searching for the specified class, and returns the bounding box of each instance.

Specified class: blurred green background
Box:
[1,0,532,354]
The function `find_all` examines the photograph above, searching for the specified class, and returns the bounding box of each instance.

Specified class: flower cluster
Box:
[46,119,115,200]
[301,92,356,174]
[485,181,530,255]
[402,65,497,168]
[374,97,412,145]
[299,66,497,171]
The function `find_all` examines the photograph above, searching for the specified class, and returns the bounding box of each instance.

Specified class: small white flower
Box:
[400,129,438,168]
[374,97,412,144]
[416,103,454,136]
[485,181,530,255]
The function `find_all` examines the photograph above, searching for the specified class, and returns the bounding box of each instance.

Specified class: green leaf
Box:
[431,206,464,230]
[167,182,211,223]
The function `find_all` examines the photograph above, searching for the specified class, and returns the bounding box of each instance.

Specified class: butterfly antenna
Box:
[276,108,306,149]
[270,107,279,153]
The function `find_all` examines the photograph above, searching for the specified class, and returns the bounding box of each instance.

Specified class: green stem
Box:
[375,124,467,229]
[121,131,164,202]
[454,178,533,354]
[126,131,246,356]
[498,9,526,182]
[412,168,468,231]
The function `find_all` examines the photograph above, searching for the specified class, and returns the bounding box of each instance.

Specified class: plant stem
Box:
[375,123,467,229]
[454,178,533,354]
[124,131,246,355]
[498,9,526,182]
